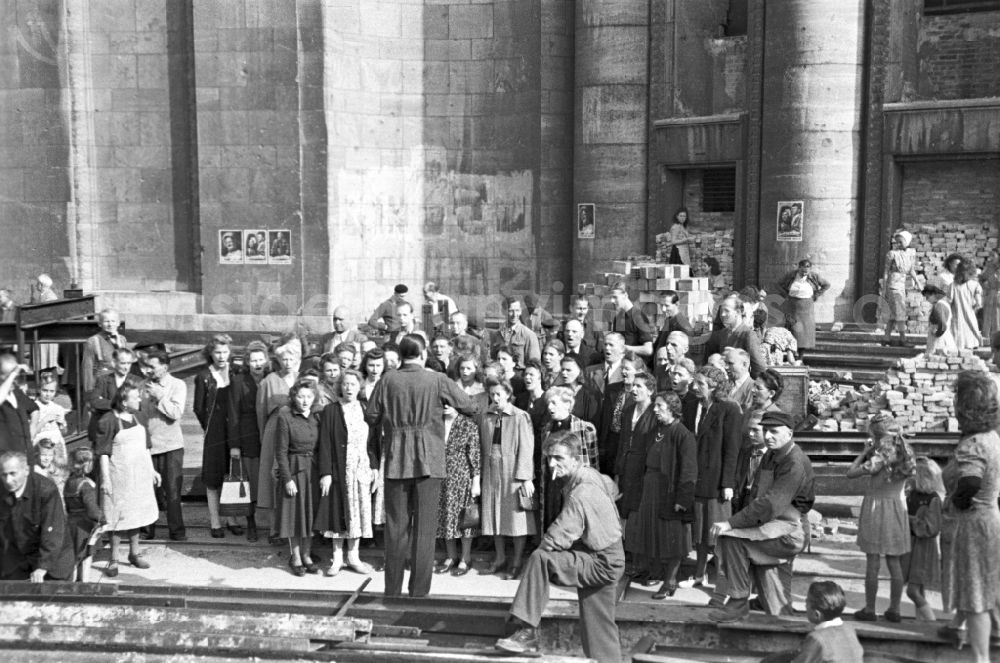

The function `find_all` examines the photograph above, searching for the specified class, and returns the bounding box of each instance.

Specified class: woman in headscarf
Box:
[881,230,919,347]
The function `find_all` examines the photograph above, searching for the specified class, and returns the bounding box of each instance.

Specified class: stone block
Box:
[195,0,246,29]
[579,84,646,145]
[423,5,450,39]
[449,5,493,39]
[139,168,172,202]
[135,31,167,55]
[89,0,138,33]
[360,3,402,38]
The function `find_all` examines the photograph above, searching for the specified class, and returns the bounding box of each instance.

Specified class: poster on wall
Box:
[219,230,244,264]
[776,201,804,242]
[244,229,268,263]
[268,230,292,264]
[577,203,595,239]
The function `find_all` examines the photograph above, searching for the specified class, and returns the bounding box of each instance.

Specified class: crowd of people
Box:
[0,265,999,662]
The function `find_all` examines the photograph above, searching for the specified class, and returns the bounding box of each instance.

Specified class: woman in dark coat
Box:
[315,370,378,576]
[226,340,269,542]
[641,390,697,599]
[685,365,741,601]
[193,334,241,538]
[275,379,321,576]
[558,355,601,427]
[615,373,659,585]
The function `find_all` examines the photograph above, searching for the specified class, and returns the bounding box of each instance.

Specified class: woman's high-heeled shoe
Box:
[303,559,320,575]
[506,564,523,581]
[482,559,507,575]
[652,581,676,600]
[435,558,454,574]
[288,558,305,577]
[451,560,471,577]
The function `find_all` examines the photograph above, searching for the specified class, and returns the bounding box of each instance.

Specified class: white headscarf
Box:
[893,230,913,248]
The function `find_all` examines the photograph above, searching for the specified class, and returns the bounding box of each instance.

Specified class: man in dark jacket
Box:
[365,334,478,597]
[497,430,624,661]
[0,451,75,581]
[0,350,36,463]
[87,347,137,443]
[709,410,815,623]
[704,295,766,378]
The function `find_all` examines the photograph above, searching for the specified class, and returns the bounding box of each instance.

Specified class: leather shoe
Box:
[883,610,901,623]
[434,559,454,574]
[304,560,320,575]
[104,562,119,578]
[451,560,471,577]
[227,524,244,536]
[496,627,538,654]
[854,608,877,622]
[652,581,676,600]
[288,559,306,577]
[506,565,523,581]
[169,533,187,542]
[210,528,225,539]
[709,597,749,623]
[246,524,258,542]
[128,553,150,569]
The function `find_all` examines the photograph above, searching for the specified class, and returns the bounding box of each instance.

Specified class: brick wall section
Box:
[899,159,1000,331]
[918,10,1000,100]
[0,0,71,298]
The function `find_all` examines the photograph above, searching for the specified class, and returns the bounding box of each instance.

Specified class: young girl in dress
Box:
[31,372,68,466]
[905,456,943,621]
[847,413,916,622]
[33,437,64,492]
[63,447,102,581]
[922,284,957,355]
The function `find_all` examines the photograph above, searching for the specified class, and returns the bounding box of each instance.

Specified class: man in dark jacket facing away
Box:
[0,451,74,581]
[365,334,478,598]
[497,430,625,661]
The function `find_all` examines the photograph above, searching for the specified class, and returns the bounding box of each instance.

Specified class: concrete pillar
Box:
[573,1,649,286]
[757,0,865,321]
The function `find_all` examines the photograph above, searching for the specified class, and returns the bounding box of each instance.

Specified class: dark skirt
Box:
[67,512,98,562]
[276,454,316,539]
[624,471,691,561]
[783,296,816,350]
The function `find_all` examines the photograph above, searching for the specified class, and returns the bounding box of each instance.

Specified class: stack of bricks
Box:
[900,221,998,334]
[655,228,736,291]
[578,256,715,325]
[880,350,990,433]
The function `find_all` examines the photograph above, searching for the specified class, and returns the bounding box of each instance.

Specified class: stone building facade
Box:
[1,0,997,330]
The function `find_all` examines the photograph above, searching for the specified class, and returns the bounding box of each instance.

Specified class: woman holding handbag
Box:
[434,402,481,577]
[478,378,536,580]
[315,370,378,576]
[194,334,242,538]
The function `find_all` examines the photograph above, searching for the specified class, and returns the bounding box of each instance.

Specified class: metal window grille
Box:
[701,168,737,213]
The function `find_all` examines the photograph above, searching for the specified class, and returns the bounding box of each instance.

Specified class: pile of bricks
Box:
[880,350,990,433]
[577,256,715,325]
[654,228,736,291]
[808,380,880,433]
[899,221,998,333]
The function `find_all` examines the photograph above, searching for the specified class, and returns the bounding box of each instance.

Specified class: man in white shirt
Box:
[388,302,426,346]
[81,308,128,395]
[321,306,368,357]
[584,333,625,395]
[140,349,187,541]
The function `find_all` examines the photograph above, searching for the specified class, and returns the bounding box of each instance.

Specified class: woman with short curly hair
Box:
[683,365,741,600]
[938,371,1000,661]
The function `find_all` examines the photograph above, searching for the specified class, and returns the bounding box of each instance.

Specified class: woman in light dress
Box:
[316,370,377,576]
[881,230,919,347]
[922,283,957,355]
[664,208,692,265]
[950,257,982,351]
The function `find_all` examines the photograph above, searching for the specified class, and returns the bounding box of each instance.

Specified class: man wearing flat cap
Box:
[368,284,410,334]
[708,410,815,623]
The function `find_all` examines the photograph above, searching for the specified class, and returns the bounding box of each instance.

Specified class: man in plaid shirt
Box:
[539,386,598,529]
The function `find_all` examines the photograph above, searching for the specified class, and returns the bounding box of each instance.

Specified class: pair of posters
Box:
[575,201,805,242]
[219,230,292,265]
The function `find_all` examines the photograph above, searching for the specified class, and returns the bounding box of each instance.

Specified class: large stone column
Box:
[573,1,649,285]
[757,0,865,321]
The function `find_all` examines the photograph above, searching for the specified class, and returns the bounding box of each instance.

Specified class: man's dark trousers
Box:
[152,448,185,538]
[384,476,441,597]
[511,541,625,662]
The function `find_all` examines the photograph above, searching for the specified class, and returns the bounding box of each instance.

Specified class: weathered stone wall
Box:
[0,0,71,300]
[918,10,1000,100]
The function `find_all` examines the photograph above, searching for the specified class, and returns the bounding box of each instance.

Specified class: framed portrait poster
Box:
[268,230,292,264]
[244,229,267,263]
[219,230,244,264]
[577,203,595,239]
[776,201,803,242]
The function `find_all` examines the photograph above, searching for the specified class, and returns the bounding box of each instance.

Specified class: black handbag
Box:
[460,501,480,530]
